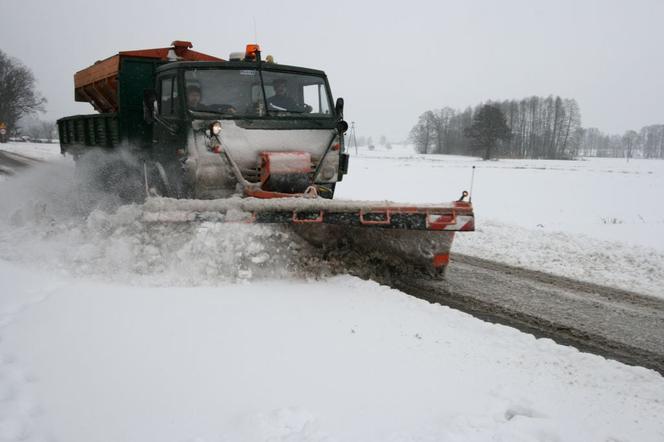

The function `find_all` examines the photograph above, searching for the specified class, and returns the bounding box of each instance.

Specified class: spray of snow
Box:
[0,154,331,285]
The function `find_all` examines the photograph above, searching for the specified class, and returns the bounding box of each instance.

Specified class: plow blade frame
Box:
[143,197,474,232]
[142,197,474,275]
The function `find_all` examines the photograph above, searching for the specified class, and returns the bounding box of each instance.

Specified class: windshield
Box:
[184,69,333,118]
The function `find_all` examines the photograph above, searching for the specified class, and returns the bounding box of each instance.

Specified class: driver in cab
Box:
[186,84,204,109]
[267,79,311,113]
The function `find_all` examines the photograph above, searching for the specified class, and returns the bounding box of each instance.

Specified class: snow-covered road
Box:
[1,142,663,441]
[2,261,663,442]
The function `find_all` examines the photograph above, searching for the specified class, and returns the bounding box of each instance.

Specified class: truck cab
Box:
[58,42,349,200]
[150,58,348,199]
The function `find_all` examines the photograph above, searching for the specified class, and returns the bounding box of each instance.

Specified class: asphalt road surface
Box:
[0,148,42,175]
[356,253,664,374]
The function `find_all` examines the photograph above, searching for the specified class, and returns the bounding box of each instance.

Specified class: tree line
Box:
[577,125,664,159]
[17,115,58,141]
[410,96,664,159]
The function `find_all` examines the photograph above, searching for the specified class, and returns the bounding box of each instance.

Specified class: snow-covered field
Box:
[1,142,663,442]
[339,144,664,298]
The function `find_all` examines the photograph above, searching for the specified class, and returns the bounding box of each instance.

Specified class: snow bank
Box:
[454,219,664,297]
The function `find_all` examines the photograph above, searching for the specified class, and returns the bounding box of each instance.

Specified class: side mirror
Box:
[337,120,349,134]
[143,89,157,123]
[335,97,344,119]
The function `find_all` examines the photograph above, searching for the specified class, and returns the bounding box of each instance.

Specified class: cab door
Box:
[151,73,187,194]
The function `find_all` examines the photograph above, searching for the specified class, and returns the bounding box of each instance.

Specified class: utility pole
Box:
[348,121,358,155]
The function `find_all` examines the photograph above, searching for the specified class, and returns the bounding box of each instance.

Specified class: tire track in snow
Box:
[0,150,42,176]
[353,253,664,375]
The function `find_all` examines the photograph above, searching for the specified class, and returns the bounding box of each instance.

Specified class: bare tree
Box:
[560,99,581,158]
[431,107,456,154]
[622,130,639,161]
[640,125,664,159]
[464,105,511,160]
[409,111,436,153]
[0,50,46,133]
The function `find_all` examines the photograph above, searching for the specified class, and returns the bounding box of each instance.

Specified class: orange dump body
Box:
[73,40,223,113]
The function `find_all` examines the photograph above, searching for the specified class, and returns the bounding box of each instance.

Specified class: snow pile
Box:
[0,155,331,285]
[0,200,329,286]
[4,207,317,284]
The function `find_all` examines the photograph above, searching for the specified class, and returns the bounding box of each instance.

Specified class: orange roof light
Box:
[245,44,260,60]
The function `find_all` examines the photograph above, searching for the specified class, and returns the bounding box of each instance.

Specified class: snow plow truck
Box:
[57,41,474,275]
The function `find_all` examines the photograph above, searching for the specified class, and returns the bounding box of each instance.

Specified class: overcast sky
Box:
[2,0,663,141]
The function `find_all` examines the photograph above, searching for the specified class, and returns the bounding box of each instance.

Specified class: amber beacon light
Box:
[245,44,260,60]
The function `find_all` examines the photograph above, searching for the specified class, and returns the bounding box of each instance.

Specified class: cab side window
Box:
[159,77,179,116]
[303,84,330,114]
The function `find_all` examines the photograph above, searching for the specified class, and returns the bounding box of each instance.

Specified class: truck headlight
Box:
[321,165,336,181]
